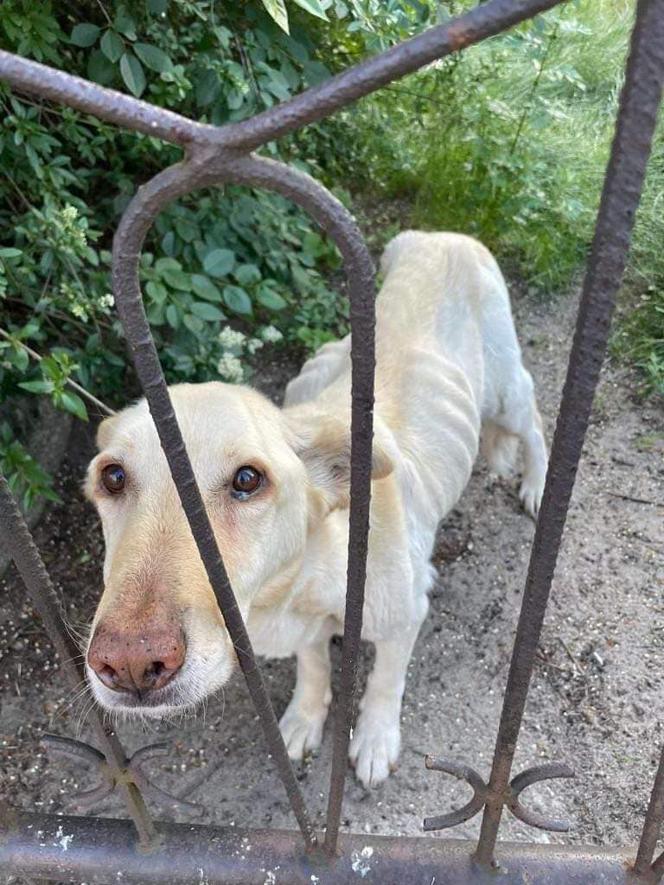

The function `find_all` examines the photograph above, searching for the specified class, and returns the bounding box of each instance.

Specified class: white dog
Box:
[85,232,547,787]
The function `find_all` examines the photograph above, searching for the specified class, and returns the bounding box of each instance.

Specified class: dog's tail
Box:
[481,421,519,477]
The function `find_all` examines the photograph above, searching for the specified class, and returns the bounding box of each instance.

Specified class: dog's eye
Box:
[232,466,262,498]
[101,463,126,494]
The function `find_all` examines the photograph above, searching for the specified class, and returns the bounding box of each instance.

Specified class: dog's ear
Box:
[96,414,119,450]
[286,410,393,510]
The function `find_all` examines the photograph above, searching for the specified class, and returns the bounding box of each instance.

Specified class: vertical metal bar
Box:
[112,157,320,848]
[199,155,377,857]
[0,475,158,848]
[634,747,664,875]
[475,0,664,865]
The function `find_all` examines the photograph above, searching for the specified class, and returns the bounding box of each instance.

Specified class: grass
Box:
[345,0,663,396]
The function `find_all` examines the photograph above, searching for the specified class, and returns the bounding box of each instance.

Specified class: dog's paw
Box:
[519,471,545,520]
[349,712,400,788]
[279,701,328,761]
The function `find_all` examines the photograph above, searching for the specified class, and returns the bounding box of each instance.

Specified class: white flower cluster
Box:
[216,352,244,383]
[218,326,246,350]
[260,325,283,343]
[216,323,283,385]
[99,293,114,310]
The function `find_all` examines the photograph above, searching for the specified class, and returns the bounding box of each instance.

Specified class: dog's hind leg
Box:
[279,636,332,760]
[349,610,426,788]
[491,367,548,519]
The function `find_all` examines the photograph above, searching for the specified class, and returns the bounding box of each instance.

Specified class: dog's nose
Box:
[87,625,186,694]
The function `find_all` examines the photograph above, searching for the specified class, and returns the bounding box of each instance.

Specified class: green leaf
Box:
[146,280,168,304]
[115,12,137,40]
[203,248,235,278]
[291,0,328,20]
[166,304,180,328]
[155,257,181,273]
[163,269,191,291]
[257,288,287,311]
[18,380,54,395]
[162,230,176,255]
[0,248,21,258]
[303,60,331,85]
[183,313,204,334]
[174,217,198,243]
[148,0,169,13]
[59,391,89,423]
[70,23,101,47]
[234,264,261,286]
[87,49,115,85]
[100,30,124,63]
[190,302,225,322]
[191,274,223,302]
[134,42,173,73]
[223,285,252,316]
[120,53,146,97]
[196,69,221,107]
[261,0,289,33]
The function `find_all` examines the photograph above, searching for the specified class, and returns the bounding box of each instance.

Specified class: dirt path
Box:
[1,286,662,868]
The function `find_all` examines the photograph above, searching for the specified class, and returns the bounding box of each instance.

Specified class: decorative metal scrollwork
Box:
[424,756,574,833]
[43,734,201,816]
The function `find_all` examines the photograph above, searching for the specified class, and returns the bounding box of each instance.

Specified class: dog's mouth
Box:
[86,671,187,717]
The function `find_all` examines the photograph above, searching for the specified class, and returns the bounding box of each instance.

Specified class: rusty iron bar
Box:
[0,811,648,884]
[42,734,202,815]
[634,747,664,875]
[110,150,378,847]
[0,475,158,848]
[507,763,574,832]
[474,0,664,867]
[422,759,573,834]
[0,0,565,152]
[423,758,488,831]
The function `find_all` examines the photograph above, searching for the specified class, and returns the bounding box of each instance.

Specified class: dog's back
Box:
[284,230,546,587]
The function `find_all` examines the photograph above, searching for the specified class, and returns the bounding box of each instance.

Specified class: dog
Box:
[84,231,547,787]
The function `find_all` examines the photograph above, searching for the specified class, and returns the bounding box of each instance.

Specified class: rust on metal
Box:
[423,757,487,831]
[0,812,649,884]
[634,746,664,876]
[475,0,664,867]
[422,758,574,834]
[43,735,201,815]
[507,763,574,832]
[0,475,159,848]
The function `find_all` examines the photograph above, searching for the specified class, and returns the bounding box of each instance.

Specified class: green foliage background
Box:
[0,0,661,509]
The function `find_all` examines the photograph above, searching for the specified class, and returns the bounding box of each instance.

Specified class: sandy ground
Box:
[1,285,663,881]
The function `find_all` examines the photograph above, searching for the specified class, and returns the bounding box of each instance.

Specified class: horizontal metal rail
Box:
[0,812,648,885]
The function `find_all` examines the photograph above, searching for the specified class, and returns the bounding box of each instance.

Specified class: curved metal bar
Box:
[42,733,201,816]
[507,763,574,832]
[474,0,664,865]
[0,475,158,848]
[0,0,565,153]
[423,757,487,831]
[42,734,106,767]
[111,149,375,848]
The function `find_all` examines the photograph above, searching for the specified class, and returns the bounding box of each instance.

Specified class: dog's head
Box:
[84,381,392,717]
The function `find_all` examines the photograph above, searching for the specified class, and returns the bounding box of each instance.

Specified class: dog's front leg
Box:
[349,623,421,788]
[279,637,332,760]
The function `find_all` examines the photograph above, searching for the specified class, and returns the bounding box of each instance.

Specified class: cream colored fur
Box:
[85,231,547,787]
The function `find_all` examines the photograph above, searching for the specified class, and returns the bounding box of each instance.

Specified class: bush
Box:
[0,0,434,505]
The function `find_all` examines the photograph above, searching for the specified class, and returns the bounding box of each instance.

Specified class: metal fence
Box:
[0,0,663,881]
